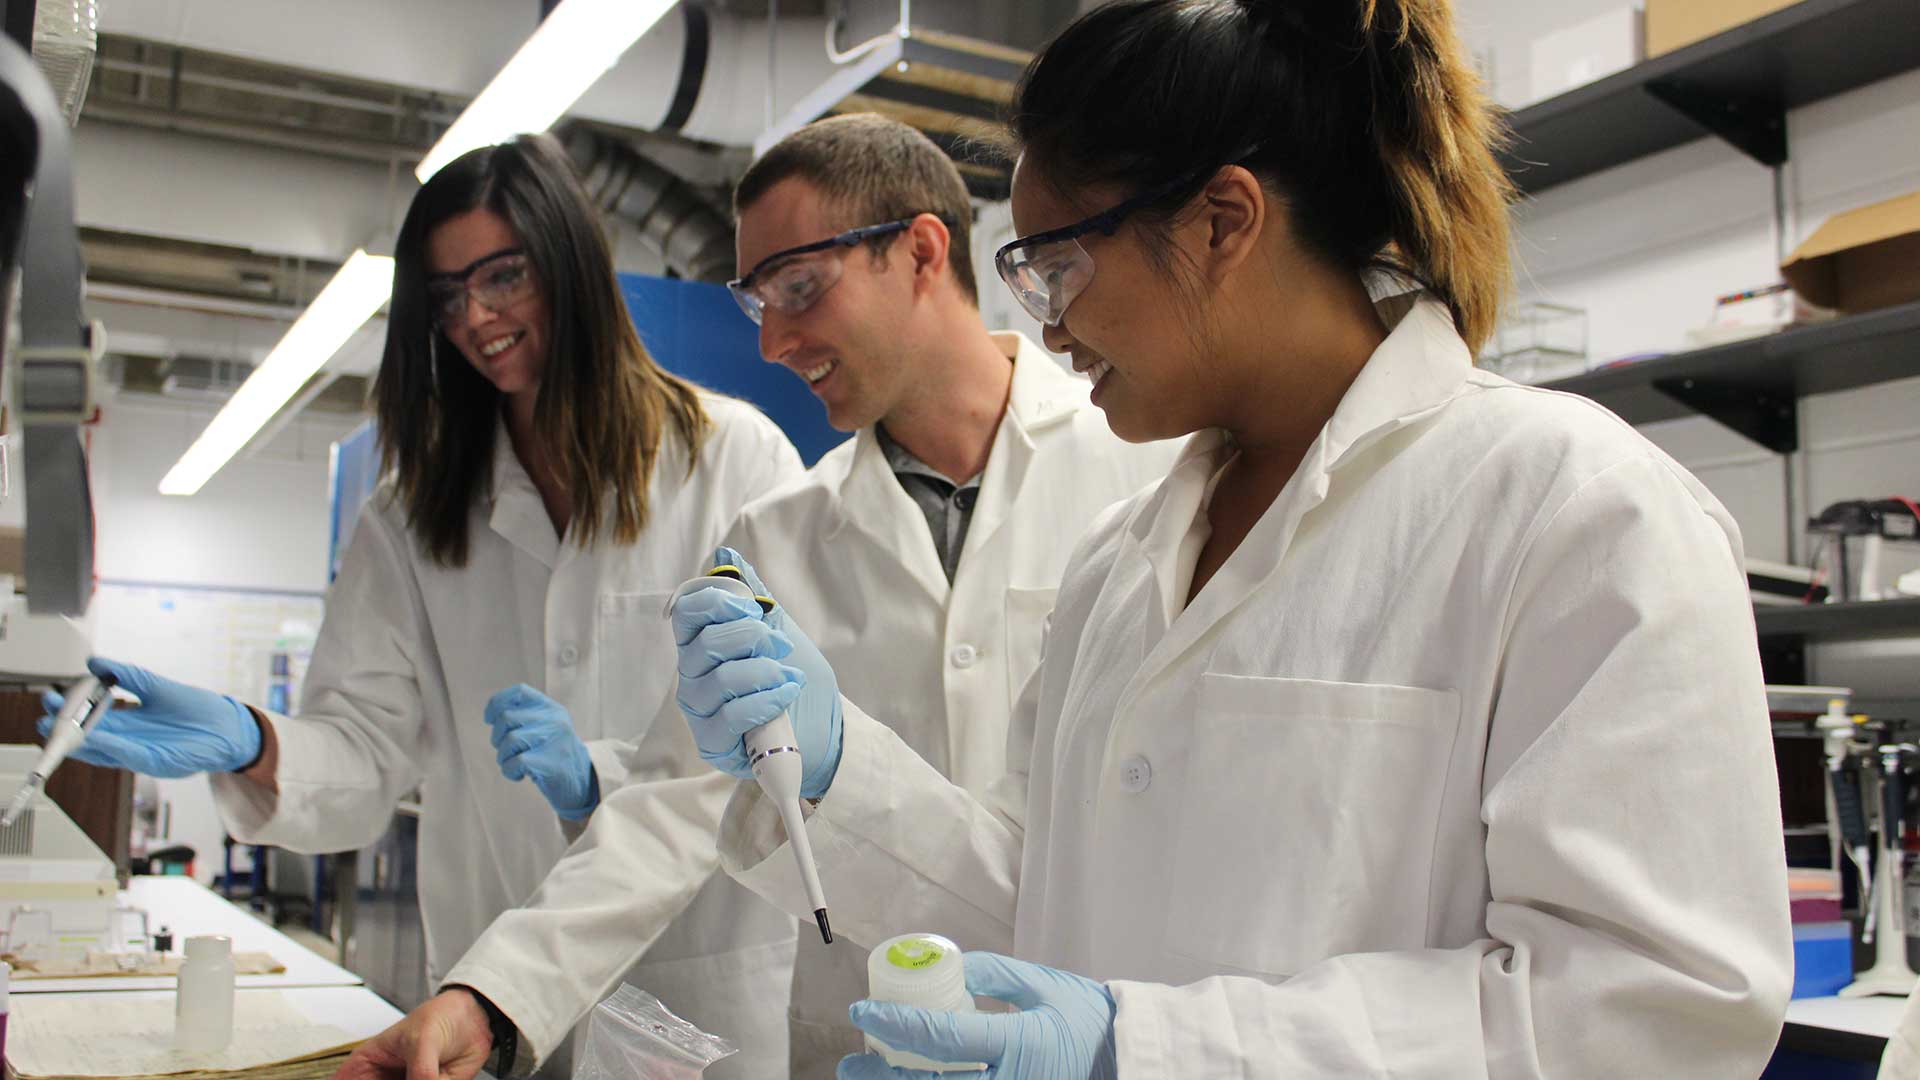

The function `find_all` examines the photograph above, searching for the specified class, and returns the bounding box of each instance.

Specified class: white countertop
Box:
[11,875,364,993]
[12,983,404,1038]
[1785,993,1908,1039]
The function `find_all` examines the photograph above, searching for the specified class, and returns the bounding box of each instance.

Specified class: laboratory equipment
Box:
[2,29,102,617]
[1808,498,1920,602]
[1482,301,1588,384]
[174,935,235,1052]
[865,933,986,1073]
[1,672,114,828]
[667,566,832,946]
[0,745,115,961]
[1815,699,1875,938]
[1842,742,1919,998]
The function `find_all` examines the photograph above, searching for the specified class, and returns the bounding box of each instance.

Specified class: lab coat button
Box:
[557,644,579,666]
[950,644,978,669]
[1119,755,1152,793]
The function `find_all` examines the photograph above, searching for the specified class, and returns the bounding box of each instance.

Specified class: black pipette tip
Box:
[815,909,833,945]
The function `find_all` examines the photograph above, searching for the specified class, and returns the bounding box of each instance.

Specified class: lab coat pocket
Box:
[595,590,677,742]
[1164,673,1461,978]
[1004,585,1058,713]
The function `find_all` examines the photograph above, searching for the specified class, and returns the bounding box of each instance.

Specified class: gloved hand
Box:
[672,546,843,799]
[839,952,1117,1080]
[484,684,598,820]
[38,657,261,778]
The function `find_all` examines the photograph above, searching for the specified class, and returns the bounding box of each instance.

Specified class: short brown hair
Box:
[735,113,978,304]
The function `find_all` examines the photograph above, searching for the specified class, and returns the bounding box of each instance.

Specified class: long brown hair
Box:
[1008,0,1512,351]
[374,134,710,566]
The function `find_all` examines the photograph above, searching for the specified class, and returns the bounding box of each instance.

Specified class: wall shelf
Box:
[1756,598,1920,643]
[1536,301,1920,451]
[1501,0,1920,194]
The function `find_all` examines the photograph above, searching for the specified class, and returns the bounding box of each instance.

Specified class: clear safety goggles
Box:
[994,157,1256,326]
[728,216,945,326]
[425,248,536,329]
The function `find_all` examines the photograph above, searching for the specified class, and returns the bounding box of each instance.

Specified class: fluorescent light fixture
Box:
[415,0,679,182]
[159,250,393,496]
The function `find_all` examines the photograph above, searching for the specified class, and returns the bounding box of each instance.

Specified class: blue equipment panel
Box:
[619,273,848,466]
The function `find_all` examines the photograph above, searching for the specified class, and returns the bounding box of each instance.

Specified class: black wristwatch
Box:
[450,985,518,1078]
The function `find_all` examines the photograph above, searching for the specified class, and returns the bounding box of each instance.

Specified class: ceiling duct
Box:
[158,354,255,401]
[759,15,1030,199]
[31,0,97,125]
[566,125,735,284]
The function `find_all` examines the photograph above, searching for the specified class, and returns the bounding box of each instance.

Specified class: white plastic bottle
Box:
[175,935,235,1053]
[865,933,987,1073]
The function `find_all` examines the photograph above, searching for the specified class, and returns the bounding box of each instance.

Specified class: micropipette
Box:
[668,565,833,945]
[2,673,118,828]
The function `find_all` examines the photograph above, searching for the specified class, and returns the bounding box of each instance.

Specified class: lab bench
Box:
[10,875,364,995]
[5,876,400,1077]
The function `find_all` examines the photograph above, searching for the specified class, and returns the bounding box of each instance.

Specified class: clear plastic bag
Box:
[572,984,737,1080]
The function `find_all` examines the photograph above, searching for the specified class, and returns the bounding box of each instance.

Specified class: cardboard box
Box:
[1781,190,1920,314]
[1529,7,1644,104]
[1646,0,1802,56]
[0,526,22,584]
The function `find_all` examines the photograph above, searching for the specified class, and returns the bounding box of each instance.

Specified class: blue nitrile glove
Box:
[38,657,261,778]
[672,546,844,799]
[484,684,599,820]
[839,952,1118,1080]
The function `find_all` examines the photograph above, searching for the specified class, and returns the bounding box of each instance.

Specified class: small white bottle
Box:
[175,935,235,1053]
[866,933,986,1073]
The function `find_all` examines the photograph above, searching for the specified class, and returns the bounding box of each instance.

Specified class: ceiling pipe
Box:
[566,125,735,284]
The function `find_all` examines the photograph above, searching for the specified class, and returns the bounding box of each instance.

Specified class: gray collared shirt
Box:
[876,424,981,584]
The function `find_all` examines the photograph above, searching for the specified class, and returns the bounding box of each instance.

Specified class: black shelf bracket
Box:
[1643,79,1788,167]
[1651,377,1798,452]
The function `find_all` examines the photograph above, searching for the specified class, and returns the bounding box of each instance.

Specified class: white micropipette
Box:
[669,566,832,945]
[2,672,118,828]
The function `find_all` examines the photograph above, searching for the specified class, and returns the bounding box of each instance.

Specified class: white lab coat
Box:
[443,333,1181,1078]
[726,333,1182,1074]
[1884,996,1920,1078]
[209,393,804,1079]
[719,296,1795,1077]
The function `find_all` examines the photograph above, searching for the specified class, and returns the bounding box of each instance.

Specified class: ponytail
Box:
[1009,0,1513,352]
[1354,1,1513,350]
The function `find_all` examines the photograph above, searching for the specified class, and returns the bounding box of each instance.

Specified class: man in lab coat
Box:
[339,114,1180,1080]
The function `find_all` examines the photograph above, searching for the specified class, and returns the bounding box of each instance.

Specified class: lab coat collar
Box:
[824,332,1077,605]
[486,414,561,569]
[958,333,1082,565]
[1116,294,1474,696]
[1319,294,1475,474]
[832,425,952,605]
[1121,295,1468,546]
[996,331,1080,436]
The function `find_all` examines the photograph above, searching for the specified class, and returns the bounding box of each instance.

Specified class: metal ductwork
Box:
[565,126,735,284]
[30,0,97,126]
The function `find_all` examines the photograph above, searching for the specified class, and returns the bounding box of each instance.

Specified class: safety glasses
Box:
[425,248,537,329]
[994,159,1252,326]
[728,217,944,326]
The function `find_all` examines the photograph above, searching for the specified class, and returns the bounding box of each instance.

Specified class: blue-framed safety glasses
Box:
[728,216,946,325]
[994,156,1257,326]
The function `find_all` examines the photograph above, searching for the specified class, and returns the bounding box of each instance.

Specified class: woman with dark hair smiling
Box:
[47,134,804,1077]
[672,2,1793,1077]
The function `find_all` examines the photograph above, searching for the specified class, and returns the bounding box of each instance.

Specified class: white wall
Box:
[91,396,359,595]
[1461,4,1920,700]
